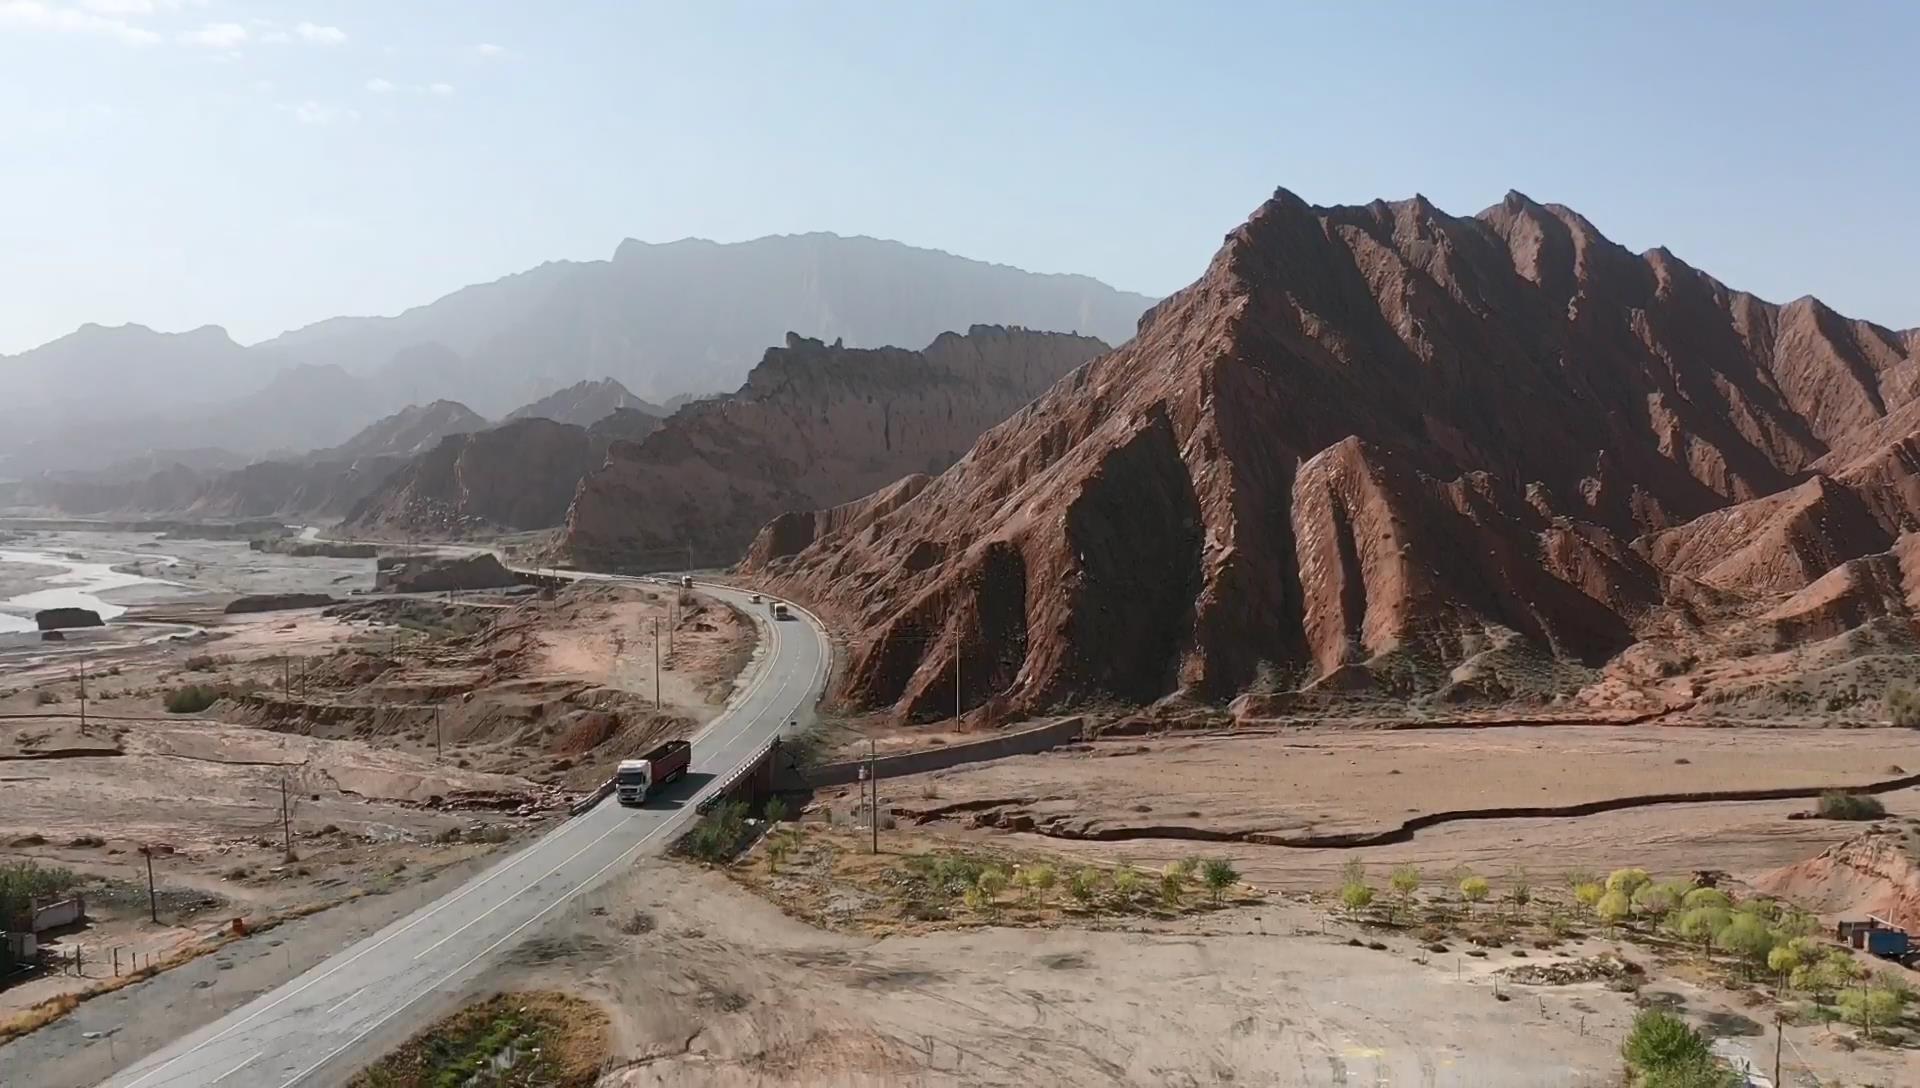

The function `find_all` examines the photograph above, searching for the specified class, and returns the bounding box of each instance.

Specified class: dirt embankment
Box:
[1758,831,1920,932]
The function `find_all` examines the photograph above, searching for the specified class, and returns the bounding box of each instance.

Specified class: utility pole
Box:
[434,705,443,760]
[1773,1011,1783,1088]
[955,643,961,727]
[869,738,879,855]
[280,773,292,858]
[77,656,86,728]
[652,618,661,708]
[282,654,290,693]
[667,600,675,656]
[686,540,693,574]
[140,847,157,924]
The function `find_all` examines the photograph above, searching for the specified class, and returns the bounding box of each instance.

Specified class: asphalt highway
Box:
[95,579,827,1088]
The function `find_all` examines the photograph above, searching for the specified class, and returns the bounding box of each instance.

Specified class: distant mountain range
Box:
[0,234,1154,476]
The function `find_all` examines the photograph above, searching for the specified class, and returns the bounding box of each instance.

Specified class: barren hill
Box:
[559,325,1109,570]
[744,189,1920,722]
[503,378,664,427]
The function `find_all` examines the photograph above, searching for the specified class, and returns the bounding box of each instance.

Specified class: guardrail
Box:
[696,736,781,815]
[569,778,615,816]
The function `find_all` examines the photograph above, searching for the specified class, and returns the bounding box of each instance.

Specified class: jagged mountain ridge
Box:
[560,325,1111,569]
[744,188,1920,722]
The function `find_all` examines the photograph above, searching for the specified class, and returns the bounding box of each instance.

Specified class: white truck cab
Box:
[615,759,654,804]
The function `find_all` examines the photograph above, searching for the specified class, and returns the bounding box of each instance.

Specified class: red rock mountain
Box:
[343,411,663,537]
[558,326,1109,569]
[745,189,1920,722]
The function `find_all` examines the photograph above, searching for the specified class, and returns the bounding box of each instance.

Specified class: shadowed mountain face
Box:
[559,325,1112,570]
[1,234,1153,475]
[743,189,1920,722]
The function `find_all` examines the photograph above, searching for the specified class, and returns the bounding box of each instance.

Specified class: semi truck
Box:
[615,739,691,805]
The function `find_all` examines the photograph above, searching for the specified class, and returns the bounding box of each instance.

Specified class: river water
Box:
[0,548,177,633]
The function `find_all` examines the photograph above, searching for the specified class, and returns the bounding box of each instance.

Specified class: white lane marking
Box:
[283,665,807,1087]
[412,806,643,960]
[690,595,779,746]
[323,986,365,1015]
[208,1052,260,1084]
[114,802,611,1086]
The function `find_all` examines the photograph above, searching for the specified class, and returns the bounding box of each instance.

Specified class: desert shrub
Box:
[1573,881,1605,908]
[1816,791,1885,820]
[763,796,789,824]
[33,689,61,706]
[1389,864,1420,908]
[0,861,78,927]
[1110,866,1141,902]
[1022,864,1056,905]
[183,654,218,671]
[1458,875,1489,914]
[1068,867,1102,906]
[1200,858,1239,904]
[682,800,749,862]
[1339,881,1373,912]
[1888,685,1920,727]
[164,684,221,714]
[764,834,792,873]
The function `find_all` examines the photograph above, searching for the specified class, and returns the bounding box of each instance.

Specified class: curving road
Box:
[96,579,828,1088]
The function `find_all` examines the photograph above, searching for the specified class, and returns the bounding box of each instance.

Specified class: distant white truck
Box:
[680,575,694,589]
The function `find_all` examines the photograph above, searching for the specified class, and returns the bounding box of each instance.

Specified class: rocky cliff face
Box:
[558,326,1109,570]
[503,378,664,427]
[344,417,622,536]
[745,189,1920,722]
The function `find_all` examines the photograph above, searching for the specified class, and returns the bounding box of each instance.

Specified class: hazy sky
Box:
[3,1,1916,353]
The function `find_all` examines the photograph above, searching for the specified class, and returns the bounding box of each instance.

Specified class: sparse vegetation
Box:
[1389,864,1420,920]
[681,800,751,862]
[163,683,221,714]
[349,991,608,1088]
[1815,791,1886,820]
[1458,874,1489,915]
[1620,1009,1737,1087]
[33,689,60,706]
[1888,685,1920,727]
[1200,858,1239,904]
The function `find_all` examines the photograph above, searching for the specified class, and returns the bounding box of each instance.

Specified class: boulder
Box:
[374,552,518,593]
[35,608,103,631]
[224,593,337,614]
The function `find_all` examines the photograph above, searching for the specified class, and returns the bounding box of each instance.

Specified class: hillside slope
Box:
[744,189,1920,722]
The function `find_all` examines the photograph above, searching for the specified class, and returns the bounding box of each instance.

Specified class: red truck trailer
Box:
[615,739,691,804]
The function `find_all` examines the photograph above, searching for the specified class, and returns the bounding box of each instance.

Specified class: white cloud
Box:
[258,28,288,43]
[81,0,152,14]
[0,0,163,45]
[364,76,394,94]
[427,81,452,97]
[176,20,244,47]
[294,20,344,45]
[472,41,505,58]
[287,99,357,126]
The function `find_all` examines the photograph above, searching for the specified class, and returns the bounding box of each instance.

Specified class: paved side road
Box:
[90,580,826,1088]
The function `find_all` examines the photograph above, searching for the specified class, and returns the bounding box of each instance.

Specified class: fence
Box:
[772,716,1085,791]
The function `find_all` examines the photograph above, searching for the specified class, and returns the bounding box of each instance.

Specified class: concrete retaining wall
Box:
[775,716,1084,791]
[30,895,83,933]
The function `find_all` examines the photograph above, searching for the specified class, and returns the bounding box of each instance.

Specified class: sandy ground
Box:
[412,840,1918,1088]
[0,539,758,1066]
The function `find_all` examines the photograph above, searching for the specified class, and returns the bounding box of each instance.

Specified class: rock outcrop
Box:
[35,608,103,630]
[744,188,1920,721]
[504,378,663,427]
[374,553,517,593]
[343,418,615,536]
[560,326,1109,569]
[224,593,336,614]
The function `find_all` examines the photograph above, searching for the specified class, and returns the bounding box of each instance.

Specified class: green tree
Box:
[1505,869,1532,919]
[763,796,790,824]
[1767,944,1803,989]
[1573,881,1605,908]
[976,866,1009,907]
[1459,875,1489,915]
[1713,914,1778,976]
[1340,881,1374,912]
[1631,881,1680,920]
[1161,868,1187,909]
[1595,890,1632,929]
[1837,983,1907,1041]
[1068,867,1102,907]
[1025,863,1057,905]
[1680,887,1731,911]
[1112,866,1141,903]
[1389,864,1421,920]
[765,834,792,873]
[1606,868,1652,898]
[1621,1008,1712,1074]
[1200,858,1239,905]
[1670,906,1733,956]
